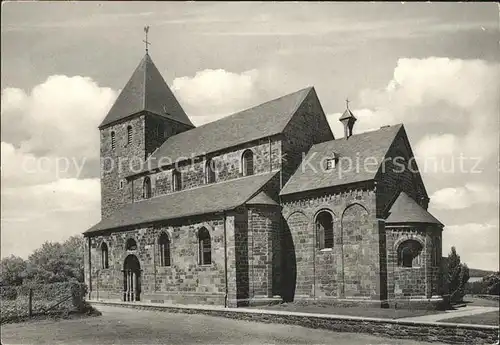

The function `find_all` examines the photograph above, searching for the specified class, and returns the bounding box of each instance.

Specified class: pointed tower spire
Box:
[99,53,194,129]
[339,98,357,139]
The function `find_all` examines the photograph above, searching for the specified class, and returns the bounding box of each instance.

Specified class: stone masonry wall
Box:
[101,115,145,218]
[131,137,281,202]
[100,113,192,218]
[87,214,233,306]
[375,131,428,217]
[144,113,193,158]
[281,89,335,189]
[248,206,281,300]
[386,226,443,299]
[281,185,382,302]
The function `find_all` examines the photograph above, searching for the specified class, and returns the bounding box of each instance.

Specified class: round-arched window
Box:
[397,240,422,268]
[126,238,138,251]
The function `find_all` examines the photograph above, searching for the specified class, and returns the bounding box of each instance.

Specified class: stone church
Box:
[84,52,444,308]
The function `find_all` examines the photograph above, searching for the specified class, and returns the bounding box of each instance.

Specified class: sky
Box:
[1,2,499,271]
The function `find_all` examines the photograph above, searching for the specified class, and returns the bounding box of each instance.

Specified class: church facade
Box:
[84,53,444,308]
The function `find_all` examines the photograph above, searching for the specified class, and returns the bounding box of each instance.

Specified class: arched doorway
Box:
[123,255,141,302]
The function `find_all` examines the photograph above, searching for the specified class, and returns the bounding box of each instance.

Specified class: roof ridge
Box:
[187,86,314,132]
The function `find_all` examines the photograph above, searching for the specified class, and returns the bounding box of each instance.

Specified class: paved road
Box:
[1,305,445,345]
[400,306,499,323]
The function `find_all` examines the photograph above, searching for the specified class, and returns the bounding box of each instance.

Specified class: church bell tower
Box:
[99,29,194,218]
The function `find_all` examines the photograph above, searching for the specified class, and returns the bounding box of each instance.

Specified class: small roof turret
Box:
[339,98,357,138]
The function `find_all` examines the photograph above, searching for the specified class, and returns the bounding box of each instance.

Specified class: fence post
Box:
[28,288,33,317]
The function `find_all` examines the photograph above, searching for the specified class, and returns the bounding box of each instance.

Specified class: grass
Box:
[463,296,500,307]
[443,311,499,326]
[254,301,442,319]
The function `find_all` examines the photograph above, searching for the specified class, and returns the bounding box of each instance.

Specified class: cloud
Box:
[355,57,498,130]
[430,183,499,210]
[1,75,117,162]
[1,175,100,259]
[443,221,499,271]
[171,68,261,125]
[331,58,499,180]
[1,75,113,259]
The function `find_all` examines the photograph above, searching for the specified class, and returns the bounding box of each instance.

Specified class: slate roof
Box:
[99,53,193,128]
[85,171,278,234]
[280,124,403,196]
[386,192,443,226]
[246,191,279,206]
[141,87,315,173]
[339,108,357,121]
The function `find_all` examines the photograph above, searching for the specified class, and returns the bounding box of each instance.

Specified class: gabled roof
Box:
[99,53,193,128]
[386,191,443,226]
[280,124,403,196]
[246,191,279,206]
[141,86,315,173]
[84,171,278,234]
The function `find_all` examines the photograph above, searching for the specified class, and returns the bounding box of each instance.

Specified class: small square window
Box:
[325,158,336,170]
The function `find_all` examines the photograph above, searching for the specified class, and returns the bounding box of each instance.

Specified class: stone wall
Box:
[100,113,192,218]
[86,204,282,307]
[131,137,282,202]
[375,130,428,217]
[281,185,382,302]
[386,226,443,299]
[100,115,145,218]
[144,113,193,158]
[248,206,281,300]
[87,214,231,305]
[281,88,334,188]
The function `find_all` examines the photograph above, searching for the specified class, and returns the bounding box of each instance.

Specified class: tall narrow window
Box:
[242,150,254,176]
[172,169,182,192]
[127,125,133,145]
[143,176,152,199]
[101,242,109,269]
[111,131,116,150]
[205,159,215,184]
[158,233,171,267]
[198,227,211,265]
[315,211,334,249]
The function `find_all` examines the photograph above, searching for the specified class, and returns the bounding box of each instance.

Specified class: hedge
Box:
[0,282,88,323]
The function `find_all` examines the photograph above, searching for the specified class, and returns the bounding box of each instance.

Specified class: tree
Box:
[445,246,469,303]
[484,272,500,295]
[0,255,27,286]
[24,236,85,284]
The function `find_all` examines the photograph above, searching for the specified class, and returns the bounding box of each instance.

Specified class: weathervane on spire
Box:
[345,97,350,110]
[143,26,151,53]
